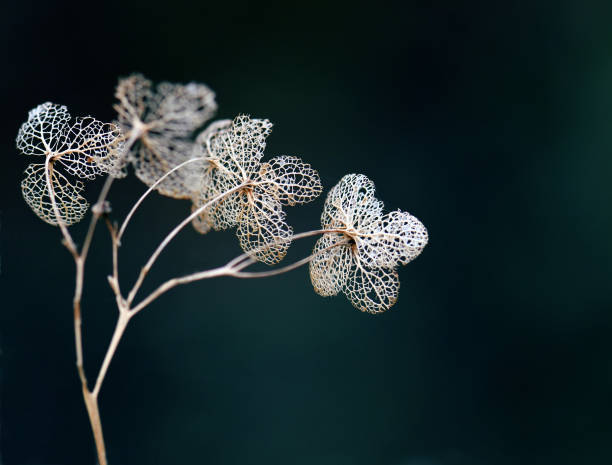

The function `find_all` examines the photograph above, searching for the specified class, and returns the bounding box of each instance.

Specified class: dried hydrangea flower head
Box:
[114,74,217,198]
[17,102,123,225]
[192,115,322,264]
[309,174,428,313]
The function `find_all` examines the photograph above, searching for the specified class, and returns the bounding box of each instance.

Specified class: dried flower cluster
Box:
[17,102,122,225]
[114,74,216,198]
[191,115,322,264]
[309,174,428,313]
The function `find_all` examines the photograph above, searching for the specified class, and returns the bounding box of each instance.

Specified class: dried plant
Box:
[16,74,428,464]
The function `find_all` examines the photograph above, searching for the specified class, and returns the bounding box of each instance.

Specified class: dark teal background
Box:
[2,1,612,464]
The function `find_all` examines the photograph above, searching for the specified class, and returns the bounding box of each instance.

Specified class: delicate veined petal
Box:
[343,259,400,314]
[16,103,70,156]
[132,136,205,198]
[147,82,216,136]
[58,117,124,180]
[321,173,383,230]
[94,134,128,179]
[208,149,245,196]
[207,115,272,182]
[190,164,216,233]
[363,210,428,268]
[258,156,322,205]
[114,74,152,127]
[205,157,247,231]
[195,118,232,160]
[236,192,293,265]
[21,164,88,226]
[189,120,234,233]
[207,190,242,230]
[200,119,232,148]
[190,199,212,234]
[191,159,245,233]
[309,234,352,296]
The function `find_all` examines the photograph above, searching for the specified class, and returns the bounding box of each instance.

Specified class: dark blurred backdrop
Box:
[1,1,612,464]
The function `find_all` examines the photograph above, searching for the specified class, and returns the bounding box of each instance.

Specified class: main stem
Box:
[79,291,130,465]
[73,257,110,465]
[82,389,107,465]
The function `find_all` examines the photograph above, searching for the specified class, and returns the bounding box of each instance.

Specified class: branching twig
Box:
[125,182,248,306]
[128,229,348,315]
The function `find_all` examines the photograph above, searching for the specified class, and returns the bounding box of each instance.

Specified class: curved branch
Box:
[117,156,206,241]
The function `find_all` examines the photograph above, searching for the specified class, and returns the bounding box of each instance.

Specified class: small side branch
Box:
[92,310,130,398]
[129,266,232,315]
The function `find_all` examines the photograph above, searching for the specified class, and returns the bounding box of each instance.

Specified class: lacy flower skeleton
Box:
[16,74,429,464]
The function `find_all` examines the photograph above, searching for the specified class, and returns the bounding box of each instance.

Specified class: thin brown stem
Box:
[73,258,88,388]
[92,310,131,398]
[129,266,232,315]
[223,228,344,269]
[81,175,114,261]
[104,218,124,307]
[231,245,346,279]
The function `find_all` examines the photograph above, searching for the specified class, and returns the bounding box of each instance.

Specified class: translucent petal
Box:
[258,156,322,206]
[191,152,246,233]
[189,120,236,232]
[147,82,217,136]
[321,173,383,230]
[58,117,124,180]
[363,210,429,268]
[207,188,242,230]
[195,119,232,155]
[21,163,88,226]
[236,191,293,265]
[114,74,153,128]
[132,135,205,198]
[93,134,128,179]
[309,234,352,297]
[343,259,400,314]
[207,115,272,182]
[190,197,212,234]
[16,102,70,156]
